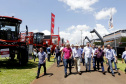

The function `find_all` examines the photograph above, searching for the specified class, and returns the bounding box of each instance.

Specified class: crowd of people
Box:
[34,42,126,79]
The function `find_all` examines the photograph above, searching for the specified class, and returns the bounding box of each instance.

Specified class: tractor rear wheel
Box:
[19,46,28,65]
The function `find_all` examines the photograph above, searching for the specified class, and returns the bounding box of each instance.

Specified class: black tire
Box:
[19,46,28,65]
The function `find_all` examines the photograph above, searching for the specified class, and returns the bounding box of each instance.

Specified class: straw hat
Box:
[74,44,79,47]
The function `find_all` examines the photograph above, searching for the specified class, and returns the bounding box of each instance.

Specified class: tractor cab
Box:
[33,32,44,44]
[0,16,28,65]
[0,16,22,41]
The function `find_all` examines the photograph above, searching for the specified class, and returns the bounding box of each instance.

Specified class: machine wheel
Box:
[19,46,28,65]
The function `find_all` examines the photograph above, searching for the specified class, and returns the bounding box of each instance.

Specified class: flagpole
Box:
[58,27,59,35]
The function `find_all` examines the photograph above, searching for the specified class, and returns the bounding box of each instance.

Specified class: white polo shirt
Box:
[122,51,126,60]
[83,46,92,58]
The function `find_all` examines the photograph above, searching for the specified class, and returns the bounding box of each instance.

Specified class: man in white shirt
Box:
[73,44,81,75]
[82,42,92,72]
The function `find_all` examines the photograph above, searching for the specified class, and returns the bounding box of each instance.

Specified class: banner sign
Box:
[0,48,10,57]
[52,36,58,45]
[51,13,55,35]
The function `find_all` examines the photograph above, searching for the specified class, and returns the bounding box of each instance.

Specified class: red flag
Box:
[67,40,69,43]
[51,13,55,35]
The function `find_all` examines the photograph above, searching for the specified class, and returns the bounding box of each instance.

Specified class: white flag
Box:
[109,9,114,29]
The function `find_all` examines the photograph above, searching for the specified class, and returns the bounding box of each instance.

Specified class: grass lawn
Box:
[0,56,55,84]
[116,58,126,72]
[104,57,126,72]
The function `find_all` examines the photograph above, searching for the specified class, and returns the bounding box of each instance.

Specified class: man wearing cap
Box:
[61,43,72,78]
[82,42,92,72]
[73,44,81,75]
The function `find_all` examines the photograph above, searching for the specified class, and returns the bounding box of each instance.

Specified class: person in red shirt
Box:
[61,43,72,78]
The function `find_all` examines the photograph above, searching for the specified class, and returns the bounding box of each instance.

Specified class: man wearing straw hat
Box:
[73,44,82,75]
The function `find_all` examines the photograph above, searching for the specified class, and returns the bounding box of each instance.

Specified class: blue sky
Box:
[0,0,126,44]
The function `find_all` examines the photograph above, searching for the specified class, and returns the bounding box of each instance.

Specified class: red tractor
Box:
[0,16,28,65]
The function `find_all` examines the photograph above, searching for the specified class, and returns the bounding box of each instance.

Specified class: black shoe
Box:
[86,69,87,72]
[88,70,91,72]
[64,74,67,78]
[69,72,72,74]
[79,72,82,75]
[112,74,115,77]
[94,68,96,71]
[36,76,39,79]
[107,68,110,73]
[44,73,47,75]
[103,71,106,75]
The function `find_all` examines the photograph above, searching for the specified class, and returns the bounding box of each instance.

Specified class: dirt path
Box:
[31,62,126,84]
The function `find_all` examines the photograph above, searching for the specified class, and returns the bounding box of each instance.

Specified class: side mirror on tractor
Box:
[26,25,28,36]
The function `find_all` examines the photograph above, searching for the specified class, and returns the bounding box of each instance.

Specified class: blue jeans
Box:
[85,56,91,71]
[97,58,104,72]
[33,55,36,62]
[56,56,61,66]
[71,56,74,66]
[47,54,50,62]
[114,58,117,70]
[108,59,114,74]
[63,59,71,75]
[37,63,46,77]
[93,57,97,70]
[82,58,85,66]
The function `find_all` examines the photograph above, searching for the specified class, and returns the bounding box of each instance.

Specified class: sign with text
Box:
[52,36,58,45]
[51,13,55,35]
[0,48,10,57]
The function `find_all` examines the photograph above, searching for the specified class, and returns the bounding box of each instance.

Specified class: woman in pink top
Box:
[61,43,72,78]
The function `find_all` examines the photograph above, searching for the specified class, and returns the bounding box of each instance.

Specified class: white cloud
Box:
[60,24,109,45]
[94,24,109,37]
[58,0,99,11]
[94,7,117,20]
[31,29,50,35]
[31,29,39,33]
[60,24,91,44]
[41,30,50,35]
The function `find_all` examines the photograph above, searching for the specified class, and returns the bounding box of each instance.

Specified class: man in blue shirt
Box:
[106,45,117,76]
[111,47,118,71]
[36,47,47,79]
[122,47,126,73]
[47,45,51,62]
